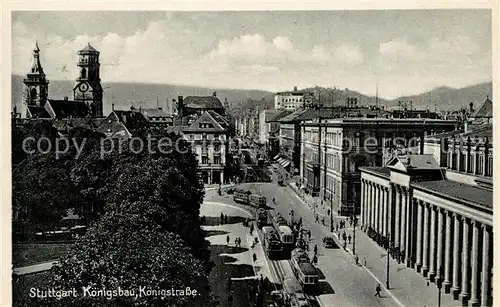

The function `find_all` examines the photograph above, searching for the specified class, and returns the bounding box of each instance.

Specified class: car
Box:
[322,236,337,248]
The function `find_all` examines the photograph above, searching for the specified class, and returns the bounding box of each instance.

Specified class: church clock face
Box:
[79,83,89,92]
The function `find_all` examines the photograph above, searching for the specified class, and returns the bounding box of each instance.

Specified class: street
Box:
[237,181,459,307]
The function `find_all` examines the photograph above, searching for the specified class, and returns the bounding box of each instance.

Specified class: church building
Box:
[21,43,104,119]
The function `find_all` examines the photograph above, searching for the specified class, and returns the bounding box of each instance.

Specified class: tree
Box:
[47,211,210,307]
[12,154,80,239]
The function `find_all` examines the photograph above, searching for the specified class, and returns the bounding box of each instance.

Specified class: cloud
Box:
[379,38,420,59]
[273,36,293,51]
[335,44,364,65]
[12,16,491,100]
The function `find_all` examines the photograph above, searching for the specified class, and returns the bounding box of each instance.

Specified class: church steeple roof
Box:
[79,43,99,54]
[30,41,44,75]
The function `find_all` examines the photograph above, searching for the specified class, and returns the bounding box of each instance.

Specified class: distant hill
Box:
[386,82,493,111]
[11,74,492,116]
[11,74,274,116]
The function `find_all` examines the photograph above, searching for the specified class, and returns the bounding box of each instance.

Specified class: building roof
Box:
[27,105,51,119]
[183,96,224,110]
[425,123,492,143]
[412,180,493,209]
[182,111,226,133]
[471,97,492,118]
[359,166,391,178]
[278,108,307,123]
[138,108,172,119]
[46,100,88,118]
[266,110,291,123]
[96,110,150,137]
[387,154,441,171]
[207,110,230,128]
[79,43,99,53]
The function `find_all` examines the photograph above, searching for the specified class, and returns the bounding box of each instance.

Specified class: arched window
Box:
[81,68,87,79]
[30,88,37,102]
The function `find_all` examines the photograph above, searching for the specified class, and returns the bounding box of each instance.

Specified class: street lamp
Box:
[330,193,334,233]
[436,267,443,307]
[386,233,391,289]
[352,212,357,255]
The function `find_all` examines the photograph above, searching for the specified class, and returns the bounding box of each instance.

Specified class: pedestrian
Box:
[314,244,318,255]
[364,257,367,266]
[308,230,311,240]
[315,215,319,223]
[313,255,318,265]
[220,212,224,225]
[226,235,230,246]
[342,231,347,242]
[348,234,352,244]
[355,255,359,266]
[225,214,229,224]
[375,284,382,297]
[322,217,325,225]
[250,224,254,235]
[235,237,238,247]
[336,224,339,231]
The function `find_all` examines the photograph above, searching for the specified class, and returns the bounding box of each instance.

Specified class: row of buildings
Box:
[15,43,236,185]
[360,108,493,306]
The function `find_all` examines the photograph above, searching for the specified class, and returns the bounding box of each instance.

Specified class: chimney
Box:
[178,96,184,118]
[139,106,142,112]
[293,86,298,92]
[64,96,68,101]
[112,103,115,110]
[469,101,474,114]
[212,91,217,97]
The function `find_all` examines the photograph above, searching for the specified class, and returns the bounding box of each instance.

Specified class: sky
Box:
[11,10,492,99]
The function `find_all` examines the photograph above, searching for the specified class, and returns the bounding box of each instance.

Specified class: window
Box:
[214,156,221,165]
[81,68,87,79]
[202,156,209,164]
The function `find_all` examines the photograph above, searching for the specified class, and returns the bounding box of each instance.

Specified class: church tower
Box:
[22,42,49,117]
[73,43,103,117]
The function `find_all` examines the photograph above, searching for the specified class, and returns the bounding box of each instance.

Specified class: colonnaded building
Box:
[360,98,493,306]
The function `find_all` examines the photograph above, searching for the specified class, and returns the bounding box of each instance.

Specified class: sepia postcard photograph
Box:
[3,2,498,307]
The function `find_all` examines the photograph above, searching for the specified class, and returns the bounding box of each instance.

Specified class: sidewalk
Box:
[286,185,459,307]
[13,260,58,276]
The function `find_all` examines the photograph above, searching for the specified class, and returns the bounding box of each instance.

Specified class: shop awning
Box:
[277,158,284,164]
[273,154,281,160]
[283,160,291,168]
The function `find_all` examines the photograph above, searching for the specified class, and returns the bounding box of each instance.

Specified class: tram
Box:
[290,249,319,294]
[233,188,251,204]
[262,226,283,259]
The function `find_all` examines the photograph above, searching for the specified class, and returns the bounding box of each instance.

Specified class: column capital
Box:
[452,211,462,220]
[481,223,491,231]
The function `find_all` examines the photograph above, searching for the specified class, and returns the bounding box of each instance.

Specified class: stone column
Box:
[443,210,453,293]
[360,180,365,226]
[394,186,401,249]
[481,225,491,307]
[428,205,436,281]
[451,213,462,299]
[469,221,480,306]
[400,187,407,256]
[416,200,423,272]
[383,187,389,236]
[388,184,394,242]
[375,185,380,234]
[370,183,375,229]
[459,218,470,304]
[422,202,430,276]
[405,189,412,267]
[436,208,444,279]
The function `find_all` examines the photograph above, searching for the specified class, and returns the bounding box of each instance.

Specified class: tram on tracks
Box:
[256,208,269,229]
[233,188,251,204]
[262,226,283,260]
[249,194,267,208]
[290,249,319,294]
